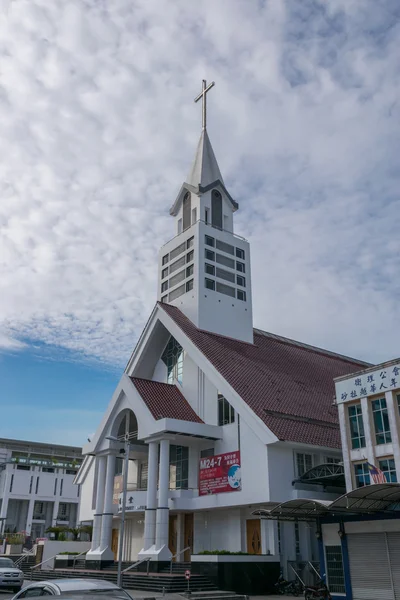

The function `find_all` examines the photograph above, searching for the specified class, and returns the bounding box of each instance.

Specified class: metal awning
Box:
[252,499,332,522]
[252,483,400,522]
[293,463,345,488]
[329,483,400,513]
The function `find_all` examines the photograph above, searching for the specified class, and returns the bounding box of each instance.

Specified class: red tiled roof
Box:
[159,303,370,449]
[131,377,203,423]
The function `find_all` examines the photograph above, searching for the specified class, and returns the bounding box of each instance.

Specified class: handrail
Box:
[14,545,37,567]
[122,556,151,575]
[30,553,60,580]
[170,546,191,574]
[72,550,88,569]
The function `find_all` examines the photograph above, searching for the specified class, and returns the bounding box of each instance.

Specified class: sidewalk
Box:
[125,593,289,600]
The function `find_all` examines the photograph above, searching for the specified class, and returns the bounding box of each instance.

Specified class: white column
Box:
[99,453,116,552]
[91,455,107,551]
[0,472,10,534]
[25,499,35,536]
[155,439,170,550]
[386,391,400,477]
[52,501,60,527]
[338,403,353,491]
[143,442,158,550]
[361,397,376,464]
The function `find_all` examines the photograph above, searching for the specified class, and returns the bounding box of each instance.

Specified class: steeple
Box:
[186,129,224,188]
[158,80,253,344]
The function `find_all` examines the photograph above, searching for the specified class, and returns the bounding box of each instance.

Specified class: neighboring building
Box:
[76,83,368,573]
[256,359,400,600]
[0,437,82,539]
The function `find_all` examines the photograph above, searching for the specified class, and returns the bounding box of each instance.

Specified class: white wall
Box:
[122,517,145,561]
[39,541,91,570]
[78,459,95,523]
[193,508,242,553]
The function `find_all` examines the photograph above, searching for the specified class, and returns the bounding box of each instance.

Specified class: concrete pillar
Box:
[338,403,353,491]
[91,455,107,551]
[25,499,35,536]
[99,453,116,552]
[361,397,376,465]
[155,439,170,552]
[0,473,10,534]
[143,441,158,551]
[52,501,60,527]
[386,391,400,479]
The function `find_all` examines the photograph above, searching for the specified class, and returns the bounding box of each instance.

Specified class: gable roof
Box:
[131,377,203,423]
[159,303,370,448]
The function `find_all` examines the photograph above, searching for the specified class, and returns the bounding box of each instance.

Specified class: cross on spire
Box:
[194,79,215,131]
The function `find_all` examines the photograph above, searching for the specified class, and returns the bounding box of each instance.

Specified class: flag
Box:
[367,462,387,484]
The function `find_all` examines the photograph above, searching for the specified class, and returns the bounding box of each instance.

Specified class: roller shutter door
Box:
[387,532,400,600]
[348,532,394,600]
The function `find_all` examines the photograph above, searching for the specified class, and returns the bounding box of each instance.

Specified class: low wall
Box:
[39,541,91,570]
[191,555,280,594]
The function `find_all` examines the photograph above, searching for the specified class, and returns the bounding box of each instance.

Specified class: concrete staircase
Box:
[28,563,218,593]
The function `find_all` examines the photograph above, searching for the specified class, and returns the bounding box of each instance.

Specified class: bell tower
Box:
[157,81,253,344]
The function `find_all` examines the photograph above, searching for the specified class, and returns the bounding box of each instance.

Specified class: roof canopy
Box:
[252,483,400,522]
[293,463,346,488]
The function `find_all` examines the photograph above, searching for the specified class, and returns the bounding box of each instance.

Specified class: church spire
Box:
[185,80,224,188]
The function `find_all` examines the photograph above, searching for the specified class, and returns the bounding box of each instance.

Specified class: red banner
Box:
[199,451,241,496]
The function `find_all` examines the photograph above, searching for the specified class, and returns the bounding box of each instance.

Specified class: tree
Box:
[45,526,68,541]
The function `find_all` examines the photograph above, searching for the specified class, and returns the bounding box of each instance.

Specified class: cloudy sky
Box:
[1,0,399,445]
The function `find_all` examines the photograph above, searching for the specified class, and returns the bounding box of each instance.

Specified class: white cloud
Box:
[0,0,399,366]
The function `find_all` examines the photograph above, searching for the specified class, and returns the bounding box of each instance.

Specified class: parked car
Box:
[12,579,131,599]
[0,557,24,593]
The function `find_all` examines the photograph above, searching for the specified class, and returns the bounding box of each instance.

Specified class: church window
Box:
[296,453,313,477]
[216,254,235,269]
[216,267,235,283]
[236,261,245,273]
[169,269,186,288]
[186,250,194,263]
[216,239,234,255]
[192,208,197,225]
[186,265,194,277]
[205,235,215,247]
[211,190,223,229]
[216,282,235,298]
[295,523,300,555]
[168,284,185,302]
[162,267,168,279]
[183,192,192,231]
[236,248,245,259]
[200,448,214,458]
[162,336,184,384]
[186,279,193,292]
[161,281,168,293]
[205,249,215,261]
[161,295,167,303]
[218,393,235,425]
[205,278,215,291]
[205,207,209,225]
[187,237,194,249]
[237,275,246,287]
[170,256,186,274]
[162,254,169,266]
[170,241,186,261]
[237,290,246,302]
[170,445,189,489]
[178,219,183,234]
[205,263,215,276]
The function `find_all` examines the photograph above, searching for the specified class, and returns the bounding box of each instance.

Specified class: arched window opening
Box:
[182,192,191,231]
[162,336,184,384]
[211,190,223,230]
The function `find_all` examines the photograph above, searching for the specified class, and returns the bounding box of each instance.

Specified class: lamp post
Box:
[106,434,130,588]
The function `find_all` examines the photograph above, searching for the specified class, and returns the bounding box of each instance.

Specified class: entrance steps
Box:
[29,566,218,593]
[181,592,248,600]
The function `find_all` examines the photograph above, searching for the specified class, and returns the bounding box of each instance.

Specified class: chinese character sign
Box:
[199,451,241,496]
[335,363,400,403]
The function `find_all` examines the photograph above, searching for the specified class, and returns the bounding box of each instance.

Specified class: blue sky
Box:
[0,0,399,446]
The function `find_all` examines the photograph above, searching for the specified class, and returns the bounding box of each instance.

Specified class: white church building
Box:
[76,82,368,575]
